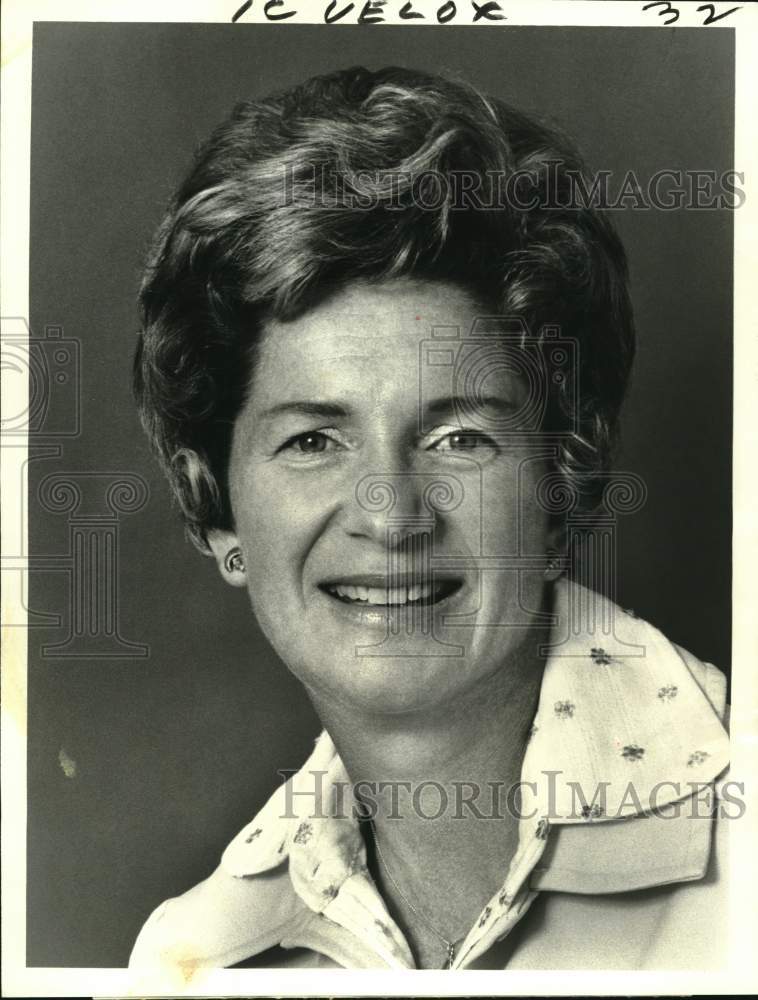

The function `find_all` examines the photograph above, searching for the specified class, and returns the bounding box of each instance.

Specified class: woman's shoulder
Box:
[128,860,307,980]
[508,801,730,971]
[668,640,728,720]
[129,732,340,978]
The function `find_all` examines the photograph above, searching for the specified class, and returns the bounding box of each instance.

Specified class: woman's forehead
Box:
[246,280,530,420]
[266,279,482,334]
[259,278,507,358]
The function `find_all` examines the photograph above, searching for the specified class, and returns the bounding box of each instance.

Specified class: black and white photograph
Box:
[1,1,756,996]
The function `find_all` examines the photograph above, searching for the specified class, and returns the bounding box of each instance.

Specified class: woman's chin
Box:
[294,649,477,718]
[259,586,513,716]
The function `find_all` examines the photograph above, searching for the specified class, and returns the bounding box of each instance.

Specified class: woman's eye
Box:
[280,431,338,456]
[432,429,498,453]
[295,432,329,453]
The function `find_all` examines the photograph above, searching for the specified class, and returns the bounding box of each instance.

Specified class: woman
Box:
[129,66,730,974]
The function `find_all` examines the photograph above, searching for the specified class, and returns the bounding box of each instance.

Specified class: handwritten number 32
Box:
[642,2,741,24]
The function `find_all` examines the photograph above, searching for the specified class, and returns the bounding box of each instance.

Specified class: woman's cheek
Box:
[478,460,537,552]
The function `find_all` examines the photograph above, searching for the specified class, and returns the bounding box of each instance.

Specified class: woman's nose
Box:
[351,471,429,545]
[343,469,462,548]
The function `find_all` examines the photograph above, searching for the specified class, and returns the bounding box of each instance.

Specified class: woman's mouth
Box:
[319,578,462,607]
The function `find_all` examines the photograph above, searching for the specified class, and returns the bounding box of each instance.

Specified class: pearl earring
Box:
[224,547,245,575]
[544,550,562,579]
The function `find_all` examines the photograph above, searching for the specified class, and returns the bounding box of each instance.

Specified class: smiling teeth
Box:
[329,583,435,605]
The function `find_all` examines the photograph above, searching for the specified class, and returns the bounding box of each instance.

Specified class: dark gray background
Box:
[27,23,733,966]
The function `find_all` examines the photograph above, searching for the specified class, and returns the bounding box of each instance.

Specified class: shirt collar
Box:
[522,578,729,822]
[221,578,729,900]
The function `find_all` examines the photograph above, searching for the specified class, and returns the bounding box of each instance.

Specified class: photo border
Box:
[2,1,757,996]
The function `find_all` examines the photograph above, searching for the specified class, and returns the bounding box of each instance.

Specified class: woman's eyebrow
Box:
[255,396,518,424]
[424,394,519,418]
[257,400,351,422]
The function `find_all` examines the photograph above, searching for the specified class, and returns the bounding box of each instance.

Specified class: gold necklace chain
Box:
[370,821,459,969]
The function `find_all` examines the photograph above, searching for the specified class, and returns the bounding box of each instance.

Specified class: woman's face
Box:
[214,278,558,715]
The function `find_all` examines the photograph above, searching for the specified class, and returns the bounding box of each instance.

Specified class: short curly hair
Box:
[134,65,635,551]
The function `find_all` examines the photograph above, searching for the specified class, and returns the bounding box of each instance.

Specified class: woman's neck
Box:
[304,628,548,965]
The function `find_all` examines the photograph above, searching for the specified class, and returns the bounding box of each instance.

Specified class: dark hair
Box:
[134,65,635,550]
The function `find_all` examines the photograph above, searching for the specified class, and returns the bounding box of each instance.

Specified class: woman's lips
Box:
[316,575,465,630]
[320,579,462,606]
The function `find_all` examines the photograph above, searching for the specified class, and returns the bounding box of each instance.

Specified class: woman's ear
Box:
[206,530,247,588]
[544,522,567,581]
